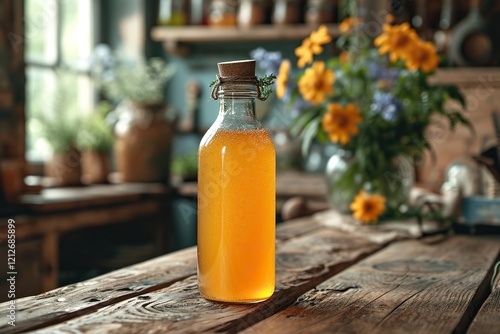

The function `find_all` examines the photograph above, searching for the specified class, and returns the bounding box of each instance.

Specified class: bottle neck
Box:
[215,82,261,130]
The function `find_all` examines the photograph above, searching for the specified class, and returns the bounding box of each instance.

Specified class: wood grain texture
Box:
[0,216,317,333]
[242,236,500,334]
[275,215,324,242]
[29,228,381,333]
[0,248,196,334]
[467,260,500,334]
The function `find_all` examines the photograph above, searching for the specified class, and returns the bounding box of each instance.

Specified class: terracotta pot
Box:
[81,151,110,184]
[114,101,175,183]
[44,147,82,187]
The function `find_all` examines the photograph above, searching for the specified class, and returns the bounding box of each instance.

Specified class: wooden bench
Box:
[1,214,499,333]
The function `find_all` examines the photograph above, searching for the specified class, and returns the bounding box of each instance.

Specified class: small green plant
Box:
[33,72,80,154]
[91,45,174,104]
[76,101,114,153]
[171,153,198,178]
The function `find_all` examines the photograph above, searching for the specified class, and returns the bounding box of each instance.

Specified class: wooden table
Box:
[1,214,499,333]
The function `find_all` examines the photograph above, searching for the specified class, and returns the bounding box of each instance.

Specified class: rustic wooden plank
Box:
[242,236,500,334]
[468,260,500,334]
[0,248,196,334]
[0,217,322,333]
[275,215,323,242]
[29,228,382,333]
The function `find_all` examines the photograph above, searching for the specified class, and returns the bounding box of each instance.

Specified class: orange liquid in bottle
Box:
[198,128,276,303]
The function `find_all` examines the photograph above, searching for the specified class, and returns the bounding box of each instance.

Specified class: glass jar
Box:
[197,60,276,303]
[158,0,189,26]
[325,150,414,214]
[272,0,301,25]
[113,101,175,182]
[238,0,266,27]
[190,0,208,25]
[305,0,334,25]
[208,0,237,26]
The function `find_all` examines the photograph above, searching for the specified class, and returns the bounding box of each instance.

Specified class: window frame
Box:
[25,0,102,167]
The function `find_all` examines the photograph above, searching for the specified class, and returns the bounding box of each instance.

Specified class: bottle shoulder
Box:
[199,127,275,150]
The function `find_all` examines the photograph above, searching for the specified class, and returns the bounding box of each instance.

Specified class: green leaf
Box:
[447,109,475,136]
[316,127,329,143]
[290,108,319,137]
[444,85,466,108]
[257,73,277,100]
[300,118,321,157]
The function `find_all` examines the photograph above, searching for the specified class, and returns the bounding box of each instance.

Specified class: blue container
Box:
[461,196,500,225]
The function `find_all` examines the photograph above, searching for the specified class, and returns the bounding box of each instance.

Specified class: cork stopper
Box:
[217,59,256,78]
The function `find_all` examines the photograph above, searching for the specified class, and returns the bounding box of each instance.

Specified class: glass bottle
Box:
[238,0,266,27]
[197,60,276,303]
[208,0,237,26]
[305,0,334,25]
[272,0,301,25]
[158,0,189,26]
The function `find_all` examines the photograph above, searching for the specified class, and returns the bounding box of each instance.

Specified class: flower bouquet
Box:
[274,17,471,223]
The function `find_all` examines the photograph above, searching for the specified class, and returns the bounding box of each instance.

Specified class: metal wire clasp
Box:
[210,75,271,101]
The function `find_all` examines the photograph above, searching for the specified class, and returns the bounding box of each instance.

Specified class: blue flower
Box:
[371,91,402,122]
[368,62,400,84]
[251,47,282,75]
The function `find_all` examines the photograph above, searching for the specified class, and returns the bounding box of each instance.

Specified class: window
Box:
[25,0,99,161]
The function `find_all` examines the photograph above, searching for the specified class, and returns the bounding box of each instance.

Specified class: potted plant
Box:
[77,101,114,184]
[91,45,176,183]
[35,99,82,187]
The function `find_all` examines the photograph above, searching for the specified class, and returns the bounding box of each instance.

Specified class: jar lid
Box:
[217,59,255,78]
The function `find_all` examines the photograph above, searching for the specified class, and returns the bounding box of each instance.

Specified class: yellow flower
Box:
[350,190,386,223]
[339,17,362,33]
[295,38,316,68]
[374,23,418,62]
[298,61,334,105]
[310,25,332,45]
[321,103,362,144]
[405,40,439,72]
[276,59,290,99]
[295,25,331,68]
[385,14,395,23]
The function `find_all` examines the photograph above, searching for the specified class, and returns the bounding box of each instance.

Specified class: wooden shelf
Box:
[151,24,340,55]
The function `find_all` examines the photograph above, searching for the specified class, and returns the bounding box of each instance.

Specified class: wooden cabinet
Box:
[0,238,43,300]
[0,183,170,301]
